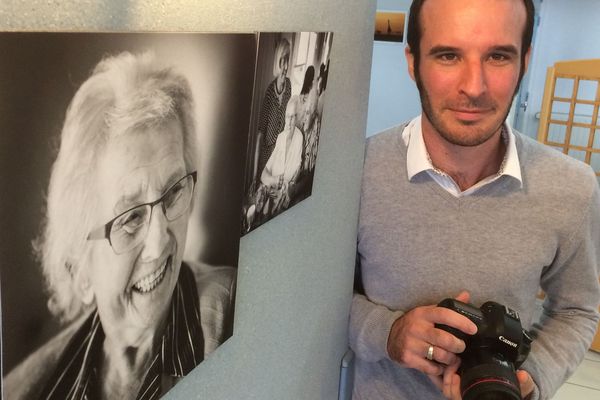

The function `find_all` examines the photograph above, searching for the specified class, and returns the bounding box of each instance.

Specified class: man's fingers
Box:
[454,291,470,304]
[428,307,478,335]
[426,344,460,366]
[450,374,462,400]
[407,353,444,376]
[426,328,467,354]
[517,369,535,397]
[442,359,461,398]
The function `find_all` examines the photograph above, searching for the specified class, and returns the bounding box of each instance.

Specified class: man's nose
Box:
[459,60,487,99]
[140,204,169,261]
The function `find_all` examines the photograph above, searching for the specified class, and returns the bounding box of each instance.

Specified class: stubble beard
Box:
[414,69,517,147]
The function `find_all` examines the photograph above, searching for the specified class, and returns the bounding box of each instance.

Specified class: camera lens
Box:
[461,363,521,400]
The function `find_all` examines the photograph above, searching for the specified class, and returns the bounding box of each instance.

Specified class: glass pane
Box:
[569,126,589,147]
[547,123,567,144]
[576,79,598,102]
[573,103,594,125]
[554,77,575,98]
[594,129,600,149]
[550,101,571,121]
[591,153,600,173]
[567,149,586,162]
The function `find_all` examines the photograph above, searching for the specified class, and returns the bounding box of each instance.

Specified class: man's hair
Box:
[36,51,198,322]
[407,0,535,73]
[273,38,291,78]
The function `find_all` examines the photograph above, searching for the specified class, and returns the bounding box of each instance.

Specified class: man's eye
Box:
[438,53,458,62]
[489,53,511,63]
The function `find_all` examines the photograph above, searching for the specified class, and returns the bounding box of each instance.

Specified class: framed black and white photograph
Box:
[0,32,255,399]
[241,31,333,235]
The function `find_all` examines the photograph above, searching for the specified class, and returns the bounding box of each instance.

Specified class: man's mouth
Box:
[132,256,171,294]
[449,108,493,122]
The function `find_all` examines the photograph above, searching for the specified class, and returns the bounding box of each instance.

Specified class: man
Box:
[350,0,600,399]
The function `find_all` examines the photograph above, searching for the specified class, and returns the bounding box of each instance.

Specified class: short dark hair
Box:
[301,65,315,95]
[407,0,535,70]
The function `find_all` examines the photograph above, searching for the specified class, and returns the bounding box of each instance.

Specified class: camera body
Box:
[436,299,533,400]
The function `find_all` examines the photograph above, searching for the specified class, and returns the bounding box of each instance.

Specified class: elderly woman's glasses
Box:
[87,171,197,254]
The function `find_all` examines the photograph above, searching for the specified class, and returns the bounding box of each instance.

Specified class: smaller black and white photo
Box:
[241,31,333,235]
[0,32,256,400]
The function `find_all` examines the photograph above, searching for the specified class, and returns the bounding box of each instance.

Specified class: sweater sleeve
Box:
[522,182,600,400]
[349,293,405,363]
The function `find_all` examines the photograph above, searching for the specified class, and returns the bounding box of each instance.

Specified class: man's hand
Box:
[387,291,477,376]
[517,370,535,399]
[442,368,535,399]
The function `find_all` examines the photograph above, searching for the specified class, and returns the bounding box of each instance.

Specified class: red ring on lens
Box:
[461,376,519,397]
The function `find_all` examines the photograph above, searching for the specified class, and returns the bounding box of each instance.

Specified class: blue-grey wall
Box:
[367,0,420,137]
[0,1,376,399]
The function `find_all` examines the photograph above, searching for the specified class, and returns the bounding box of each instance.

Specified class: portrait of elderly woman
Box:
[1,48,241,400]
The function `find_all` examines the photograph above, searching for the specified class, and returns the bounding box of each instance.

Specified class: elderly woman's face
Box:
[279,53,289,79]
[285,106,296,132]
[85,119,190,341]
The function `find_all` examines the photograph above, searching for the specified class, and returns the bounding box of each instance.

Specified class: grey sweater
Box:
[350,124,600,400]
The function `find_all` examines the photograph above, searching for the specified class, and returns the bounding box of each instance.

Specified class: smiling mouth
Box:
[451,108,490,114]
[132,256,171,294]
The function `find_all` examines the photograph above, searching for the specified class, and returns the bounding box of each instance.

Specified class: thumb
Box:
[454,290,471,304]
[516,370,535,397]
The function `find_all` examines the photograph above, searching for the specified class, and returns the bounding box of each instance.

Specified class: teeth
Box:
[133,257,169,293]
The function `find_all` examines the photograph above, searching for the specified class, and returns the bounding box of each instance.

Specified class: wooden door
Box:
[537,58,600,179]
[537,59,600,352]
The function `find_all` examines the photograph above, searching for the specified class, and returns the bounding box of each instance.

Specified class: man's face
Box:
[407,0,530,146]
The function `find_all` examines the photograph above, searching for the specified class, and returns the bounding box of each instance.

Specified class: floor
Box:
[552,350,600,399]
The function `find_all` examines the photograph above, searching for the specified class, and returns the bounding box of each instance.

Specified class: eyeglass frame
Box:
[87,171,197,254]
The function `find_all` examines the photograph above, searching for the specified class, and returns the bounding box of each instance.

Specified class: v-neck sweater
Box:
[350,124,600,400]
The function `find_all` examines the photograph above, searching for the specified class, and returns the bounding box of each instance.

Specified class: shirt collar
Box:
[403,115,523,188]
[40,262,204,400]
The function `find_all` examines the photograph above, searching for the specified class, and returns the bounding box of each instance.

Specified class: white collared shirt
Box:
[402,116,522,197]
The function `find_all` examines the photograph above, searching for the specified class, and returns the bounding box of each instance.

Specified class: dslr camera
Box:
[436,298,533,400]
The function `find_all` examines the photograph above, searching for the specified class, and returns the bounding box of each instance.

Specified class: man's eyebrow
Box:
[427,45,520,56]
[428,46,460,56]
[489,45,519,55]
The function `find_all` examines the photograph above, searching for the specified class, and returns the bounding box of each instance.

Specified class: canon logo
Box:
[499,335,518,348]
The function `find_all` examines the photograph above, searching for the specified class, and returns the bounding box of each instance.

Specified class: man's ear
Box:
[405,46,416,82]
[523,46,532,75]
[73,263,94,305]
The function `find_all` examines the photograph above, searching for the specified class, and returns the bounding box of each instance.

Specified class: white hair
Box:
[272,38,291,78]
